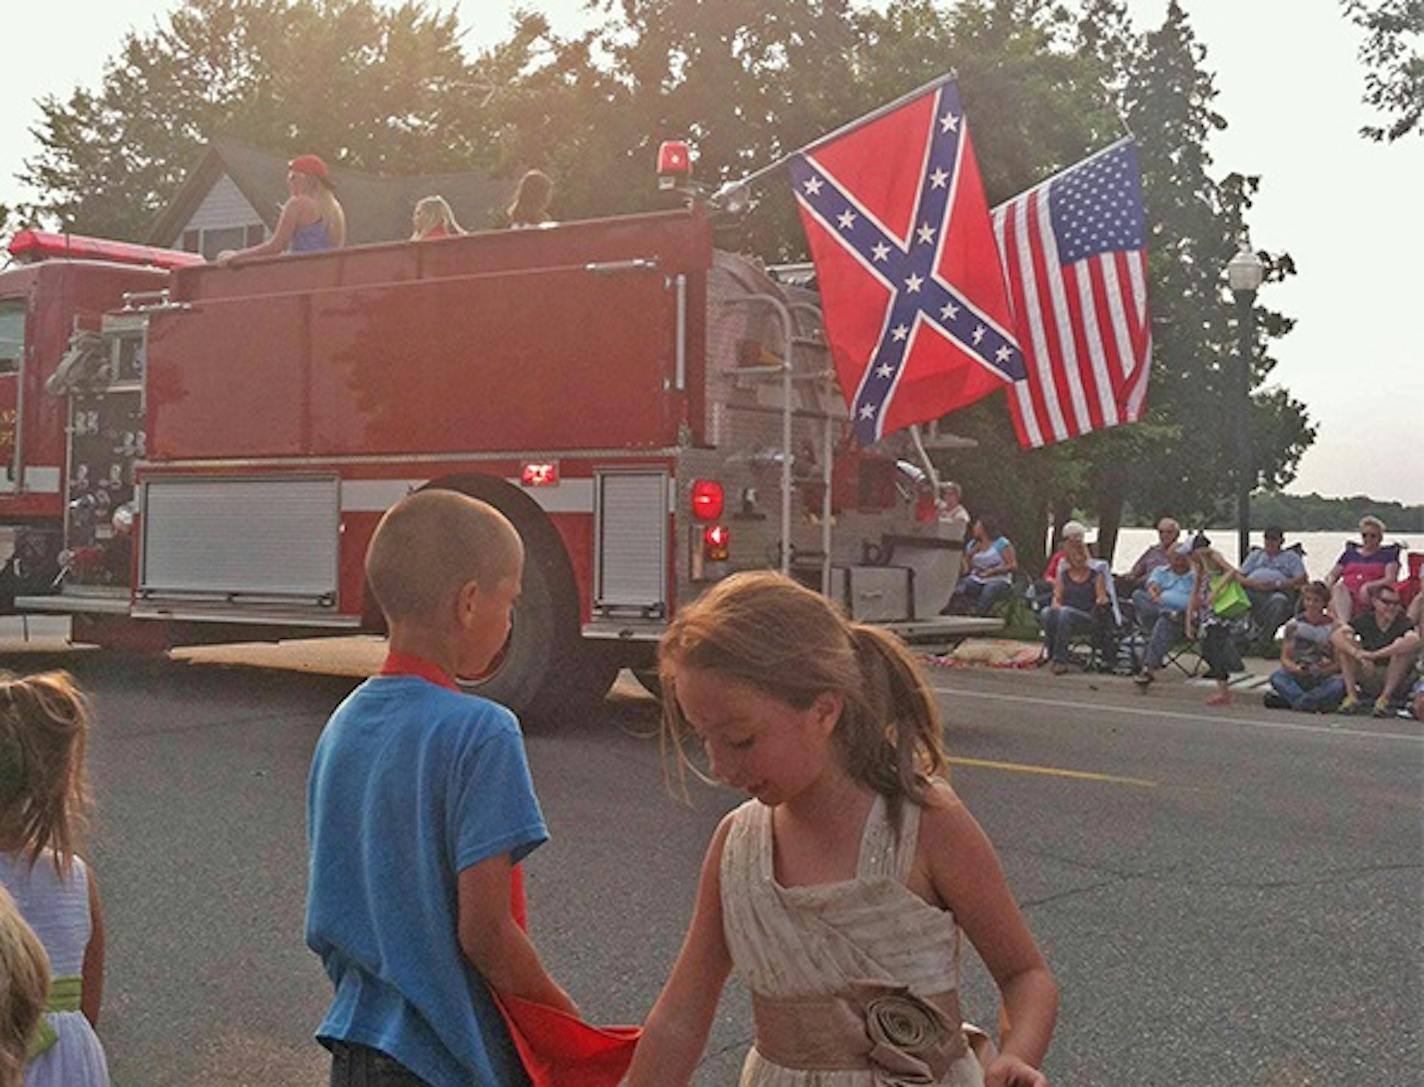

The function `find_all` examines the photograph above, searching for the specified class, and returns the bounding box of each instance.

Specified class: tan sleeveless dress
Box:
[720,795,986,1087]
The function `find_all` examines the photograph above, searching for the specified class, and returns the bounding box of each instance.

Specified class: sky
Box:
[2,1,1419,504]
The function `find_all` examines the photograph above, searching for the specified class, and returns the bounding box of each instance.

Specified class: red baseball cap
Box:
[288,153,330,181]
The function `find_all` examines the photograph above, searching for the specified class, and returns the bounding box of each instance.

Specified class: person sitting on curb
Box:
[1132,540,1196,690]
[1265,580,1345,712]
[1331,584,1419,716]
[1240,526,1308,653]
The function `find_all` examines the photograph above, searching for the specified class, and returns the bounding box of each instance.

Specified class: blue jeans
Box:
[1246,588,1297,644]
[1143,611,1185,671]
[1269,669,1346,711]
[1043,605,1094,662]
[329,1042,429,1087]
[949,577,1012,616]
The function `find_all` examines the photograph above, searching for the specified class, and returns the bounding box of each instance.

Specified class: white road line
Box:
[931,685,1424,744]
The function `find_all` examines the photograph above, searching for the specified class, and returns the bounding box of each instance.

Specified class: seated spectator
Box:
[1325,516,1401,620]
[944,514,1017,617]
[1042,536,1110,674]
[1331,584,1419,716]
[508,169,554,228]
[936,480,970,531]
[1188,534,1245,706]
[218,153,345,263]
[1240,526,1308,652]
[1033,520,1088,613]
[410,195,464,240]
[1132,540,1197,689]
[1266,581,1345,712]
[1123,517,1181,590]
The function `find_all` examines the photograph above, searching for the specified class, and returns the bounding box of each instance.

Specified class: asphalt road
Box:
[0,629,1418,1086]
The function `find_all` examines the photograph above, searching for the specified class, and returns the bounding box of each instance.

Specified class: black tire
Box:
[421,476,618,726]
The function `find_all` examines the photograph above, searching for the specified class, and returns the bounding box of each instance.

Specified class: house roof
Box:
[146,138,516,247]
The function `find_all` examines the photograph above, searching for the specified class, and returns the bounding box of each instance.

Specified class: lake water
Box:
[1105,528,1416,581]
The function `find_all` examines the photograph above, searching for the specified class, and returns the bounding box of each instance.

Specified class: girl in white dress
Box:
[0,672,110,1087]
[627,572,1058,1087]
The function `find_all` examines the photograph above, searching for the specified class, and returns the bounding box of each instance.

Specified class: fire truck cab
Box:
[12,209,993,720]
[0,231,200,608]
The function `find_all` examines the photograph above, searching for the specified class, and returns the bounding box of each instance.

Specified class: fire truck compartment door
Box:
[594,470,668,616]
[139,476,339,603]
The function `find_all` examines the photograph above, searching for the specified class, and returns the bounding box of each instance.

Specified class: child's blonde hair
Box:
[0,672,92,874]
[0,885,48,1087]
[365,491,523,624]
[658,572,947,812]
[411,195,464,240]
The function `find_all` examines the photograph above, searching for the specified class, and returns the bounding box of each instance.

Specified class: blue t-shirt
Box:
[306,676,547,1087]
[1147,565,1196,612]
[1241,547,1306,586]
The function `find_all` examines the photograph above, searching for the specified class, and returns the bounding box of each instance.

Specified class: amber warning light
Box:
[657,140,691,191]
[520,461,559,487]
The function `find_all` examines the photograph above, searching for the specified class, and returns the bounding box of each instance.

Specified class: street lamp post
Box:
[1226,239,1265,566]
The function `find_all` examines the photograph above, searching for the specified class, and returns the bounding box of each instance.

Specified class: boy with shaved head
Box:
[306,490,573,1086]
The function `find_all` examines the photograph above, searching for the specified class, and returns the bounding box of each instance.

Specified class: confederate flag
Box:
[788,77,1023,445]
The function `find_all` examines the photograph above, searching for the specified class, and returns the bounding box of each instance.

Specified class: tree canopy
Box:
[1343,0,1424,141]
[13,0,1320,567]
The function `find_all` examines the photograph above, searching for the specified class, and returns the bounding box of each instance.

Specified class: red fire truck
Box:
[10,209,990,720]
[0,231,201,607]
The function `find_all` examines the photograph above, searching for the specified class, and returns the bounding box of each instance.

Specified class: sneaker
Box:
[1372,696,1393,719]
[1263,691,1290,710]
[1133,670,1154,689]
[1051,661,1069,675]
[1337,694,1360,715]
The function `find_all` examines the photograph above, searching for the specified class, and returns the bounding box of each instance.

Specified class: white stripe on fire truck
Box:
[337,477,598,515]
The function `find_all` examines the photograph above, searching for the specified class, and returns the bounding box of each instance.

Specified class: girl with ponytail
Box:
[0,672,110,1086]
[627,572,1057,1087]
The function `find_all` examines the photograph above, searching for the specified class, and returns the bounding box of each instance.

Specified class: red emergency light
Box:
[690,479,724,521]
[703,524,730,562]
[5,229,204,270]
[520,461,560,487]
[657,140,692,191]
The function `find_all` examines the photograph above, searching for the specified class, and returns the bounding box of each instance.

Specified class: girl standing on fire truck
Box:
[217,153,346,264]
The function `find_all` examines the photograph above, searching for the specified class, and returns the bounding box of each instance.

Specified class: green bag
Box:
[1210,574,1251,619]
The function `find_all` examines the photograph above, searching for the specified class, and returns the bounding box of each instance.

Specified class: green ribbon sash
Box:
[25,975,82,1061]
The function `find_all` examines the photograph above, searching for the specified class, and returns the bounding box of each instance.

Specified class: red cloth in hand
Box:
[492,992,640,1087]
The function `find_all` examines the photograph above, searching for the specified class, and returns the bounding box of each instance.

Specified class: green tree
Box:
[21,0,482,240]
[1343,0,1424,141]
[1062,1,1314,559]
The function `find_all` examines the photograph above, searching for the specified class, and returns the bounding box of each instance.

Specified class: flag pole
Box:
[715,70,959,198]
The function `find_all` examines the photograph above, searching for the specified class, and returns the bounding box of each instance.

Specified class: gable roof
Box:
[146,137,516,247]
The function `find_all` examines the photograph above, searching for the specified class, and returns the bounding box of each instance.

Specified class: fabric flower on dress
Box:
[854,983,962,1086]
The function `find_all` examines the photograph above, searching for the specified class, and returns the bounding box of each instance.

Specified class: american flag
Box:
[789,79,1024,446]
[993,138,1151,448]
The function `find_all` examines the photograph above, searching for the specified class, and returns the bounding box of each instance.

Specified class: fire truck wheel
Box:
[424,476,617,726]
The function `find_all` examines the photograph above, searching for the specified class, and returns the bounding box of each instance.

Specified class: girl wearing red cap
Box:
[217,153,346,265]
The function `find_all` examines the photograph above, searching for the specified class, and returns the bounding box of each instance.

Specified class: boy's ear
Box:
[455,579,483,628]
